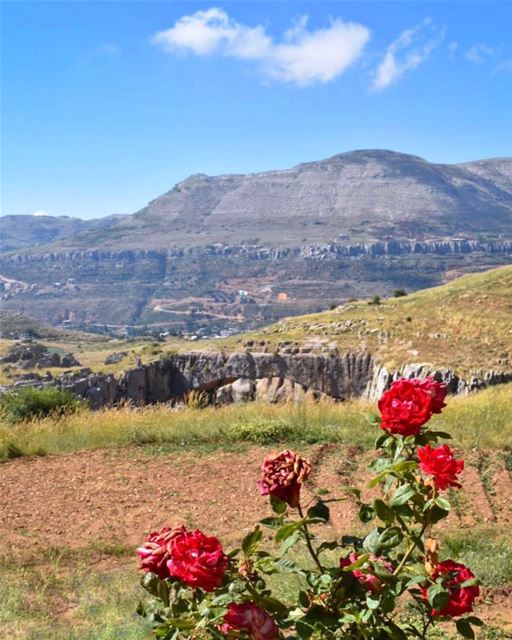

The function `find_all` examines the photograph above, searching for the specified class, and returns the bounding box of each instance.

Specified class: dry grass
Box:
[1,384,511,460]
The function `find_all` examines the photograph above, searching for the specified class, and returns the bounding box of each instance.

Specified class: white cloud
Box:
[371,19,445,91]
[448,41,458,57]
[494,59,512,74]
[465,43,496,64]
[32,210,50,217]
[151,8,370,86]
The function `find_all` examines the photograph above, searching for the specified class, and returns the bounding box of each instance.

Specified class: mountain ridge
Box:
[3,149,512,254]
[1,149,511,333]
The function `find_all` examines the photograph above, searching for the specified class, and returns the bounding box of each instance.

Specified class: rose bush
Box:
[136,377,482,640]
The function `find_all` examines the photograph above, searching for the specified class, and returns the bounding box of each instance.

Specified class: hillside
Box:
[0,214,125,254]
[222,264,512,373]
[1,150,510,332]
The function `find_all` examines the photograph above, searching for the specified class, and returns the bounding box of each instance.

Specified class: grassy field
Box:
[1,385,511,639]
[1,383,511,460]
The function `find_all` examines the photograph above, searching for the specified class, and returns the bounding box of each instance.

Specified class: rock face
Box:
[3,350,511,409]
[0,342,80,370]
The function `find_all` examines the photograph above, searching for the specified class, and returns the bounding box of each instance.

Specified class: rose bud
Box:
[421,560,480,617]
[220,602,279,640]
[378,378,435,436]
[417,444,464,490]
[136,525,185,580]
[167,527,227,592]
[258,449,311,508]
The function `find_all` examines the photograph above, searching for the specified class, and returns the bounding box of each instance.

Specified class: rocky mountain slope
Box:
[1,150,511,332]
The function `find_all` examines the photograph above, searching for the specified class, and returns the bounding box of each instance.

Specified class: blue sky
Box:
[1,1,511,219]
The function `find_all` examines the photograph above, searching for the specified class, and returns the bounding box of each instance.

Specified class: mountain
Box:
[23,149,512,252]
[0,214,125,254]
[0,150,511,334]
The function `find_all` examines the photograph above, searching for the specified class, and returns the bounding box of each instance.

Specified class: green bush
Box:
[0,386,84,424]
[226,418,294,444]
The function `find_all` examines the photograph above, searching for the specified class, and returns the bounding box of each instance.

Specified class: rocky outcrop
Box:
[2,239,511,267]
[0,341,80,370]
[2,350,511,409]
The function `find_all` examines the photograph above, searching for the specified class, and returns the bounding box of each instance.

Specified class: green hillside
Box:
[222,265,512,373]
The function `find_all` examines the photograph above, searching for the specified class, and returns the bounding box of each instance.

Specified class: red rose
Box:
[414,377,447,414]
[136,525,185,580]
[220,602,279,640]
[378,378,434,436]
[167,528,227,592]
[417,444,464,490]
[340,552,393,592]
[422,560,479,617]
[258,449,311,508]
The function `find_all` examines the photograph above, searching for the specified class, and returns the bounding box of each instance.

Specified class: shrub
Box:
[393,288,407,297]
[136,377,483,640]
[227,418,294,445]
[0,386,84,424]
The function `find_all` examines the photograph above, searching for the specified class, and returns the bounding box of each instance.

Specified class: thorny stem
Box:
[297,503,324,573]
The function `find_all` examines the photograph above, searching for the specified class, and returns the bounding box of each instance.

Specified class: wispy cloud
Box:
[83,42,120,62]
[494,59,512,74]
[151,7,370,87]
[371,19,445,91]
[465,43,497,64]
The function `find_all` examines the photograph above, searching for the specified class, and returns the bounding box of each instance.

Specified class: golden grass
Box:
[1,384,511,459]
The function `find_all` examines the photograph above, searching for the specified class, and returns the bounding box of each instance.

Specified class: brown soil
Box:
[1,444,511,630]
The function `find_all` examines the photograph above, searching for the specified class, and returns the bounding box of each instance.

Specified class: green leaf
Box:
[280,531,300,556]
[434,496,451,512]
[259,516,284,528]
[390,484,415,507]
[375,432,390,449]
[427,430,452,440]
[456,619,475,639]
[373,498,395,523]
[460,577,480,588]
[392,460,418,473]
[359,503,375,523]
[141,572,160,596]
[465,616,484,627]
[428,503,451,524]
[363,529,382,555]
[378,526,404,550]
[366,592,381,610]
[341,553,370,572]
[242,526,263,556]
[157,580,170,607]
[296,620,314,639]
[427,584,449,612]
[270,494,288,514]
[307,501,330,522]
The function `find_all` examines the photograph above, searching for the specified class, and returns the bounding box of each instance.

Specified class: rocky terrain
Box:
[1,150,511,333]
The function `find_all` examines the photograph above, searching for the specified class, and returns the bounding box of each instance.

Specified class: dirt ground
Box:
[1,444,511,630]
